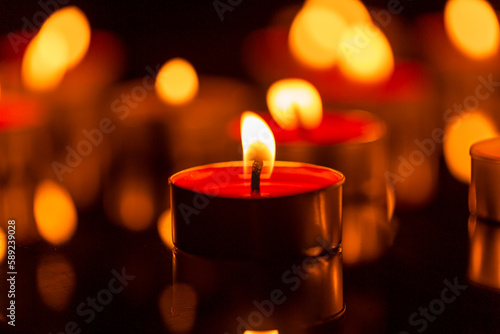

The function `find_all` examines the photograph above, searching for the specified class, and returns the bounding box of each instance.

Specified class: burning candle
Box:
[170,112,344,259]
[229,80,388,204]
[467,215,500,291]
[243,23,438,208]
[469,136,500,222]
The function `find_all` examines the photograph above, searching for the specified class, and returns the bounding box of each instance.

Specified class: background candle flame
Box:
[0,227,5,263]
[156,58,199,105]
[34,180,78,245]
[445,0,500,59]
[288,0,370,69]
[241,111,276,178]
[444,111,498,183]
[21,6,90,92]
[337,22,394,83]
[267,78,322,130]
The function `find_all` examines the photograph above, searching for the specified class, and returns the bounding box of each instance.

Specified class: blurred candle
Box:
[33,179,78,245]
[467,216,500,291]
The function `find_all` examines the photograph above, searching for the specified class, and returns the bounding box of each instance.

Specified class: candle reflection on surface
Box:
[170,248,343,332]
[118,178,155,231]
[36,254,76,311]
[244,330,279,334]
[468,216,500,291]
[342,203,397,266]
[34,180,77,245]
[158,283,198,333]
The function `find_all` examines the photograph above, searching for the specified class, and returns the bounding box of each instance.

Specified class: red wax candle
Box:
[170,161,344,259]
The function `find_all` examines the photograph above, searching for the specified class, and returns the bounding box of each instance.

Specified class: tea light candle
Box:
[469,137,500,222]
[170,112,344,259]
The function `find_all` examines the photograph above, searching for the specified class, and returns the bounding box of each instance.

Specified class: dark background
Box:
[1,1,499,334]
[2,0,448,80]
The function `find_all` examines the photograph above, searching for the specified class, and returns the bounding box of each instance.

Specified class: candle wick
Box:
[251,160,263,195]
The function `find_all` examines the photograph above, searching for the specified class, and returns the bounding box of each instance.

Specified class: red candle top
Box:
[170,161,344,198]
[0,94,45,131]
[229,110,384,146]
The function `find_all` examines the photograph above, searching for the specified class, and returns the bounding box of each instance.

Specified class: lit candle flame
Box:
[267,78,322,130]
[338,22,394,83]
[445,0,500,59]
[156,58,199,105]
[241,111,276,178]
[34,180,78,245]
[444,111,498,183]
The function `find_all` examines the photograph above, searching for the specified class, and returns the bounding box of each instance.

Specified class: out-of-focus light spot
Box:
[305,0,371,25]
[119,181,154,231]
[444,112,498,183]
[37,254,76,311]
[22,29,69,92]
[158,209,174,249]
[266,78,322,130]
[21,6,90,92]
[244,331,279,334]
[34,180,77,245]
[288,5,347,69]
[156,58,199,105]
[40,6,91,68]
[445,0,499,59]
[0,227,6,263]
[338,22,394,83]
[159,284,198,333]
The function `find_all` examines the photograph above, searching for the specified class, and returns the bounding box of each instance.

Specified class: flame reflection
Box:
[468,216,500,291]
[37,254,76,311]
[158,284,198,333]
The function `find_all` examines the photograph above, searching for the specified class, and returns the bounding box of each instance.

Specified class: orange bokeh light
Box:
[34,180,78,245]
[445,0,500,59]
[444,111,498,183]
[21,6,90,92]
[156,58,199,105]
[338,22,394,83]
[288,5,347,69]
[0,227,5,263]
